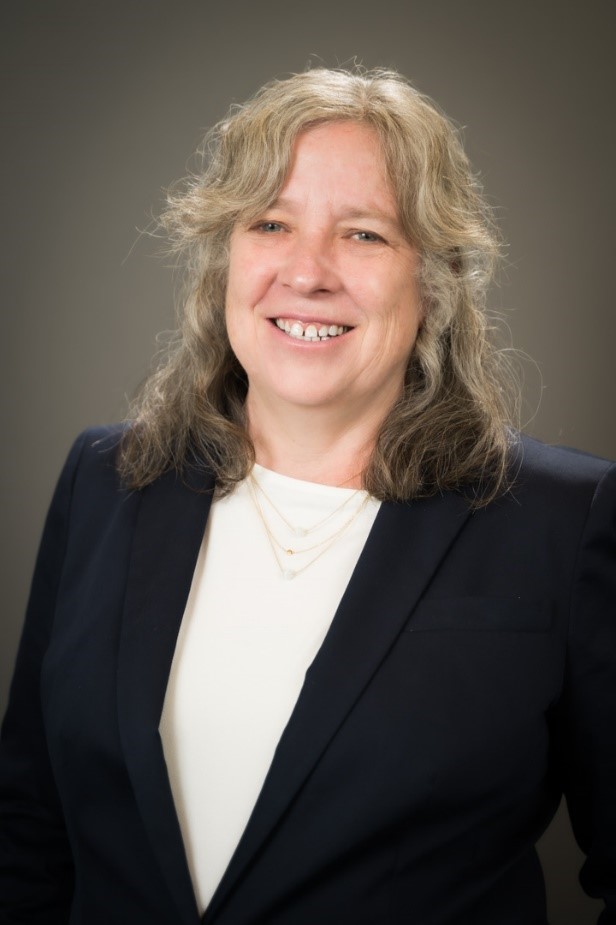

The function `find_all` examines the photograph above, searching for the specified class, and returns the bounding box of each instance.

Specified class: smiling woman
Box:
[225,121,423,476]
[1,68,615,925]
[118,67,510,503]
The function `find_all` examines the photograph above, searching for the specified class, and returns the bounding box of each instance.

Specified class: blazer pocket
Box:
[406,597,553,633]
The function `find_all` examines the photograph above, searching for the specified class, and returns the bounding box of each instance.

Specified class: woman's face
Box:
[225,121,422,426]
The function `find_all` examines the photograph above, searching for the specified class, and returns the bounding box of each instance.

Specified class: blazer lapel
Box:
[204,489,472,922]
[117,465,215,925]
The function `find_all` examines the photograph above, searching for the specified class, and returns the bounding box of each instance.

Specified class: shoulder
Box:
[511,434,615,503]
[63,424,126,477]
[54,424,130,519]
[69,423,126,466]
[481,434,616,553]
[61,423,214,505]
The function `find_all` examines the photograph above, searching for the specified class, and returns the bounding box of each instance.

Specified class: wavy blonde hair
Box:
[119,67,518,504]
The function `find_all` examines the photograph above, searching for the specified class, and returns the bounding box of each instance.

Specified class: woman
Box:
[0,68,614,925]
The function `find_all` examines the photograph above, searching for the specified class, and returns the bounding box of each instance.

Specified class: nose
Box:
[278,233,340,296]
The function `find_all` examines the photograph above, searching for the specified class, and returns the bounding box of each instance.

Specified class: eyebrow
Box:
[269,197,402,231]
[340,208,402,230]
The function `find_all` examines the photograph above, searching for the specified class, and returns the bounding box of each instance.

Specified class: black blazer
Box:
[1,427,615,925]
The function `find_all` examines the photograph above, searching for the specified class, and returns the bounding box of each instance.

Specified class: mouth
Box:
[271,317,352,342]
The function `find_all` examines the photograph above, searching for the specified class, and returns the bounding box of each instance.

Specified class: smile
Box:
[273,318,351,342]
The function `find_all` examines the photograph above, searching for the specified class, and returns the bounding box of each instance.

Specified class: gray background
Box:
[1,2,615,921]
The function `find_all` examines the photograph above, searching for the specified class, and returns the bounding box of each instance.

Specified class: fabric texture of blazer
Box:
[0,426,615,924]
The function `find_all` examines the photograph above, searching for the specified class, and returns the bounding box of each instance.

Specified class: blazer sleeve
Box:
[559,461,616,924]
[0,432,90,924]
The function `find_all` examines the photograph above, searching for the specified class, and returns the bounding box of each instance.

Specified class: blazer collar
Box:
[205,488,472,922]
[117,464,215,925]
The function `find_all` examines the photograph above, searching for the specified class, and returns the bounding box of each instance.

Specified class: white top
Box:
[159,465,381,912]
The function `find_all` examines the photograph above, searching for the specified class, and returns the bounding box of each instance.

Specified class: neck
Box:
[246,393,383,488]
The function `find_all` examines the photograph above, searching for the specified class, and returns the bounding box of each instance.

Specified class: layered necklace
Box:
[247,469,370,580]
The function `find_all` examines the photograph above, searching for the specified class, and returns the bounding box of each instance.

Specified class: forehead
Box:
[276,121,398,214]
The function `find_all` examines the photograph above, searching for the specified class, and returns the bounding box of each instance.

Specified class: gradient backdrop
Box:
[2,2,615,922]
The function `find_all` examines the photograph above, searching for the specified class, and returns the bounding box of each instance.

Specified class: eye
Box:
[352,230,385,243]
[253,220,285,233]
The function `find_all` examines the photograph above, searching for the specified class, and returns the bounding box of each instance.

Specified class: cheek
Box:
[228,238,279,307]
[378,282,422,341]
[226,254,248,306]
[380,295,423,369]
[229,269,274,317]
[224,275,250,357]
[394,274,423,336]
[224,285,240,344]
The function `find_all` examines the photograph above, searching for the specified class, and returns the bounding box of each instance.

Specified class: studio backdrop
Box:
[1,3,614,923]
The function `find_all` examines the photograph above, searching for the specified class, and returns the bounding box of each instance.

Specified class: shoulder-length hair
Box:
[119,67,518,504]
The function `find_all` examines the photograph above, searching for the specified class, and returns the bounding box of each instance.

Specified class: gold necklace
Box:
[250,470,361,537]
[247,476,370,580]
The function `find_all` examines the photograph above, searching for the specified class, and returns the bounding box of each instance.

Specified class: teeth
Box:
[274,318,348,341]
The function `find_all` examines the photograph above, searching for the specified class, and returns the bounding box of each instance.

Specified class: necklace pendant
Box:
[285,548,294,556]
[282,569,295,580]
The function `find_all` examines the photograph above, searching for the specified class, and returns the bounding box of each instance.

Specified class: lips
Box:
[273,318,351,342]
